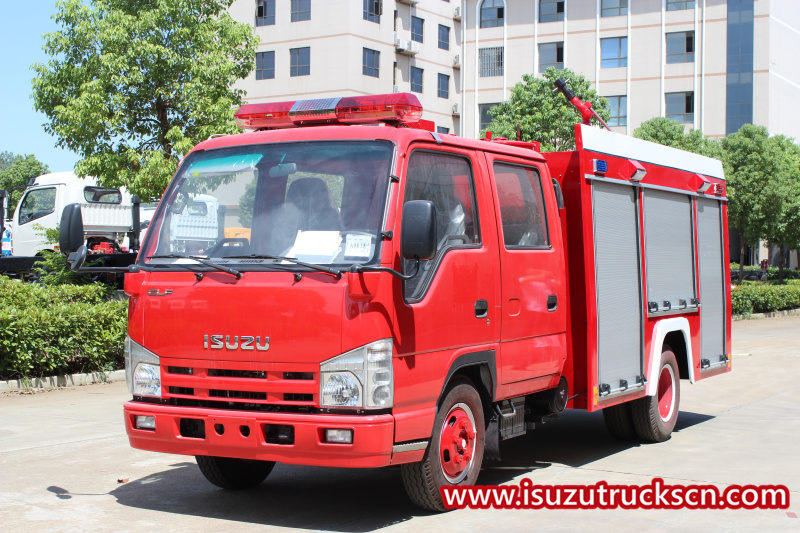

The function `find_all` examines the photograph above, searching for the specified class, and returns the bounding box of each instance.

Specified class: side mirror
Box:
[401,200,437,261]
[59,203,84,255]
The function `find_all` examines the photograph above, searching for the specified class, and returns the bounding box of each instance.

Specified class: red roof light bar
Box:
[234,93,424,130]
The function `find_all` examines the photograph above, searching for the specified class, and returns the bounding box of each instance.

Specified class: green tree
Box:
[633,117,723,159]
[32,0,258,201]
[760,134,800,282]
[0,154,50,215]
[722,125,789,282]
[483,68,610,151]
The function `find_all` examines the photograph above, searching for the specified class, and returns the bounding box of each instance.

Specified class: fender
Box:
[646,317,694,396]
[439,349,497,402]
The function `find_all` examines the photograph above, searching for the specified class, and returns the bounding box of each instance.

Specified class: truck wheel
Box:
[602,402,636,440]
[400,378,485,512]
[631,348,681,442]
[195,456,275,489]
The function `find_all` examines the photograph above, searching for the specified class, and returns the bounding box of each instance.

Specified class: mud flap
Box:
[484,411,501,462]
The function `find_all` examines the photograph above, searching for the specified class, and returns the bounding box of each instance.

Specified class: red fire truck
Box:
[61,85,731,511]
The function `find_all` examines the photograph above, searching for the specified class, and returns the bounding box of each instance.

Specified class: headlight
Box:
[124,336,161,398]
[320,338,393,409]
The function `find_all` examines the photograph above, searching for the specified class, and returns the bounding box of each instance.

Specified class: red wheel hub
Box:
[657,365,675,421]
[439,405,476,483]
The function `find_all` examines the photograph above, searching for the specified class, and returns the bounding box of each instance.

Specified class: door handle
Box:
[547,294,558,312]
[474,299,488,318]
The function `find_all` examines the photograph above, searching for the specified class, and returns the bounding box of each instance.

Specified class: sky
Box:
[0,1,81,172]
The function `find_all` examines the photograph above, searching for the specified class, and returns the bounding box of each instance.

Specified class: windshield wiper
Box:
[224,254,342,279]
[148,254,242,279]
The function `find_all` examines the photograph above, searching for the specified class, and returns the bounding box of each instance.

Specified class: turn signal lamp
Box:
[235,93,424,130]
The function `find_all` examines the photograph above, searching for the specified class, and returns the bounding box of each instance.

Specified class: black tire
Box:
[631,348,681,442]
[400,377,485,512]
[195,456,275,489]
[602,402,637,440]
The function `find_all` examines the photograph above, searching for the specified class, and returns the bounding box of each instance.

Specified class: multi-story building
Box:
[230,0,464,134]
[230,1,799,142]
[229,0,799,266]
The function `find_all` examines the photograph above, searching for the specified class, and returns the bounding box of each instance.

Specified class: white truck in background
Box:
[9,172,152,257]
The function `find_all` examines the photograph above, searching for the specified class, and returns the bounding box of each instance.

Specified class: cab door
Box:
[394,144,501,368]
[486,156,567,387]
[13,186,59,256]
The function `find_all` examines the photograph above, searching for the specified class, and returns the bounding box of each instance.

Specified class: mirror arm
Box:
[351,258,420,280]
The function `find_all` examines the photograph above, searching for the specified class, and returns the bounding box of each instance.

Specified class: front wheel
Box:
[195,456,275,489]
[400,378,485,512]
[631,348,681,442]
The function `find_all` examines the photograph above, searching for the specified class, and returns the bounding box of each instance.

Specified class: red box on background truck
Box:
[86,90,731,512]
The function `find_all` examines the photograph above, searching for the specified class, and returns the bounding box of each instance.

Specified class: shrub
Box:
[0,276,126,379]
[730,263,800,281]
[731,282,800,316]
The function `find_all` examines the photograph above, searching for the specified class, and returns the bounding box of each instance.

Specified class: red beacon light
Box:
[234,93,424,130]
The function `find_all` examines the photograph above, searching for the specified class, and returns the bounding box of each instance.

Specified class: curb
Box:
[733,307,800,321]
[0,369,125,393]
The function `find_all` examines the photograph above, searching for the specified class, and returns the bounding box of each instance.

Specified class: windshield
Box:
[143,141,394,268]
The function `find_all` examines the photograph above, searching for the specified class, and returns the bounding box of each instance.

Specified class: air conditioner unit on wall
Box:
[453,54,461,68]
[395,38,408,52]
[452,102,461,115]
[454,6,461,21]
[393,85,400,93]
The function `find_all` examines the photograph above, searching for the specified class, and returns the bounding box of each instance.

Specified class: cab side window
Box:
[493,163,550,248]
[403,151,480,300]
[18,187,57,225]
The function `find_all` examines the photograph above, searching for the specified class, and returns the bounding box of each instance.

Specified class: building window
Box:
[363,0,381,23]
[438,24,450,50]
[666,31,695,63]
[666,0,695,10]
[363,48,380,78]
[256,0,275,26]
[666,92,694,123]
[438,73,449,98]
[479,103,499,130]
[479,47,504,77]
[600,37,627,68]
[539,0,564,23]
[606,95,627,126]
[601,0,627,17]
[291,0,310,22]
[410,66,423,93]
[538,42,564,72]
[480,0,504,28]
[290,47,310,76]
[437,126,450,134]
[255,51,275,80]
[411,16,424,43]
[726,0,754,135]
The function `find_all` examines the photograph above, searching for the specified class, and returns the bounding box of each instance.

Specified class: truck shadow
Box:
[108,409,713,531]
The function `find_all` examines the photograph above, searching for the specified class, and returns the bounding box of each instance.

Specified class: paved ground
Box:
[1,317,798,532]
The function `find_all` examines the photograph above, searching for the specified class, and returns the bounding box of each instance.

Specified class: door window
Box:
[18,187,56,224]
[493,163,550,248]
[403,150,479,300]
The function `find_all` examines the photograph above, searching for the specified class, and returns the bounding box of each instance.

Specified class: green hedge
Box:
[732,282,800,316]
[730,263,800,281]
[0,276,127,379]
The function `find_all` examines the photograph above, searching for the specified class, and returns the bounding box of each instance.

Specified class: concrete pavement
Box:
[1,316,798,532]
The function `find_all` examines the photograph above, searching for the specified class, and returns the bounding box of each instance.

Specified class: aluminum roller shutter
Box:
[696,198,726,369]
[643,190,696,311]
[592,181,644,394]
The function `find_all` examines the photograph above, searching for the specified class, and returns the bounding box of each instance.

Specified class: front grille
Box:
[210,389,267,401]
[209,369,266,379]
[161,359,317,409]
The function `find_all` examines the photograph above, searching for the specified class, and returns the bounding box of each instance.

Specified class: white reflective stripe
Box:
[579,124,725,180]
[646,317,694,396]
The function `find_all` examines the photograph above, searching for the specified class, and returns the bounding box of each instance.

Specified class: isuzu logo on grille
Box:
[203,335,269,351]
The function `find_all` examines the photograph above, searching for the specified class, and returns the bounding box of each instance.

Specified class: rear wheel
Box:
[631,348,681,442]
[602,402,636,440]
[195,456,275,489]
[400,378,485,512]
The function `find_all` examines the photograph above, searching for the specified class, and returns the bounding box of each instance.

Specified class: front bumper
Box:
[124,401,395,468]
